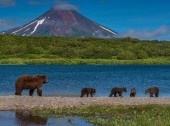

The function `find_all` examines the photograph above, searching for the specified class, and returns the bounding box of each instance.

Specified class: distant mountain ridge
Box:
[1,8,117,38]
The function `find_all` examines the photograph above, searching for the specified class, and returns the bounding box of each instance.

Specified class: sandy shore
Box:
[0,96,170,111]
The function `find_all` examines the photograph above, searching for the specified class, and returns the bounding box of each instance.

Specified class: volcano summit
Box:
[1,8,117,38]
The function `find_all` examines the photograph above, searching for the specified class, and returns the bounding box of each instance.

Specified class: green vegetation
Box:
[0,35,170,64]
[32,105,170,126]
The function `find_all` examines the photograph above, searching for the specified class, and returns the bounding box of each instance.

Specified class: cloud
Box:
[118,25,170,40]
[0,19,17,31]
[54,0,78,10]
[0,0,16,7]
[0,19,12,27]
[28,0,78,10]
[29,0,49,6]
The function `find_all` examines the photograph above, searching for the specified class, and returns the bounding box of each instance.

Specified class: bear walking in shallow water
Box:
[80,88,96,97]
[145,87,159,97]
[130,88,137,97]
[15,75,48,96]
[109,87,127,97]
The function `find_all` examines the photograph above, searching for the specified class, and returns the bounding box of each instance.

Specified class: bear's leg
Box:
[87,93,89,97]
[119,92,122,97]
[114,92,117,97]
[131,93,135,97]
[155,93,159,97]
[118,92,120,96]
[150,93,153,97]
[15,89,22,96]
[37,89,42,96]
[80,93,85,97]
[133,93,136,97]
[130,93,132,97]
[109,92,113,97]
[29,89,35,96]
[90,93,93,97]
[15,91,19,95]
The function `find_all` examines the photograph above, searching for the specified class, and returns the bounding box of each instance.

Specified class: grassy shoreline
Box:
[32,104,170,126]
[0,57,169,64]
[1,96,170,125]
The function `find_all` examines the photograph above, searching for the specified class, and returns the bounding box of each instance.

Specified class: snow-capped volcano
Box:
[1,8,117,38]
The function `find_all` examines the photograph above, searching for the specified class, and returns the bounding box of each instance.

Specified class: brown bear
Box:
[15,75,48,96]
[145,87,159,97]
[130,88,137,97]
[109,87,127,97]
[80,87,96,97]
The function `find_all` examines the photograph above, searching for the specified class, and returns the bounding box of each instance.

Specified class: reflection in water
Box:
[0,111,93,126]
[47,116,93,126]
[15,111,48,125]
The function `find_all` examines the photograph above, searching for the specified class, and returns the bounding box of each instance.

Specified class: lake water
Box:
[0,111,92,126]
[0,65,170,97]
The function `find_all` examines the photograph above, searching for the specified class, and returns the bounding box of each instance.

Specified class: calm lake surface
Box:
[0,111,92,126]
[0,65,169,97]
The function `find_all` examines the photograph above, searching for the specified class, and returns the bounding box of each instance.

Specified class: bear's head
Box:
[145,89,149,94]
[131,88,136,93]
[37,75,48,84]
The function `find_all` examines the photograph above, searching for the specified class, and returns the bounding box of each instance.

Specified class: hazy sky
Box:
[0,0,170,40]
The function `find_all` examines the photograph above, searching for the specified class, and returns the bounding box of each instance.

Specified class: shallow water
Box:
[0,111,92,126]
[0,65,169,97]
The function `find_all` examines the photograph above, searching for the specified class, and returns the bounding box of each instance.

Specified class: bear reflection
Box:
[15,111,48,125]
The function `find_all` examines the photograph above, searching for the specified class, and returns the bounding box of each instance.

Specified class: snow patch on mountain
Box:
[29,18,46,35]
[99,26,116,35]
[25,28,30,32]
[12,20,38,34]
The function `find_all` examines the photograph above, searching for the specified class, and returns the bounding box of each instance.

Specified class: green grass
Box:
[0,35,170,64]
[32,104,170,126]
[0,57,169,64]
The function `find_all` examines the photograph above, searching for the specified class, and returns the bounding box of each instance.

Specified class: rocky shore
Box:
[0,96,170,111]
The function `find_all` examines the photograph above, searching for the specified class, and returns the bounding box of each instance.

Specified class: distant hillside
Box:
[0,35,169,64]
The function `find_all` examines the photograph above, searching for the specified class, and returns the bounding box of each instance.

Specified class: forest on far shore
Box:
[0,35,169,64]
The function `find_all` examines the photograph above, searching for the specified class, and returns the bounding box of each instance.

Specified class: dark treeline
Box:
[0,35,170,61]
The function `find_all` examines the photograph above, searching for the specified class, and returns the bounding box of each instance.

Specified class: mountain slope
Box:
[1,8,117,38]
